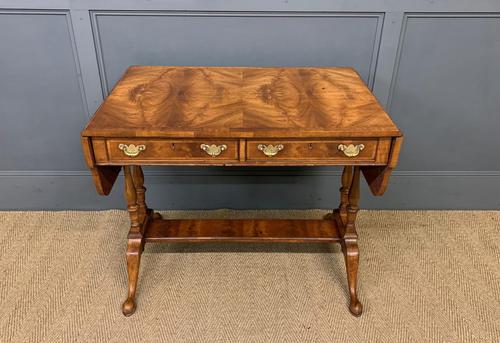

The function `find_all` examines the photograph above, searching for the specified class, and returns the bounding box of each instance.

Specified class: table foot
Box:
[349,299,363,317]
[152,212,163,220]
[122,298,137,317]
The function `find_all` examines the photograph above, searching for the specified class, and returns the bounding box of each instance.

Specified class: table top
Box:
[82,66,401,139]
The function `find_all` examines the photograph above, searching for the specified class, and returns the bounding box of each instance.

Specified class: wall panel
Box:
[0,10,88,170]
[389,14,500,171]
[91,12,383,94]
[0,2,499,209]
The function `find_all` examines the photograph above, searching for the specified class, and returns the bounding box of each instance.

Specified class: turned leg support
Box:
[133,165,163,221]
[122,165,147,316]
[323,166,353,221]
[338,166,353,225]
[339,166,363,316]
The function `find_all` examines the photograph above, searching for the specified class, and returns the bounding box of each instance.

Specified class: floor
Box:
[0,210,499,342]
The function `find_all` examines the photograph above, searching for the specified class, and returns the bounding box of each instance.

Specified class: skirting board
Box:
[0,173,499,210]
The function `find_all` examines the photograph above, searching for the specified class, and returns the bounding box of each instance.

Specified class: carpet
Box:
[0,210,499,342]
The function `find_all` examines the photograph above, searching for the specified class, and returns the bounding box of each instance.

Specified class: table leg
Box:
[341,166,363,316]
[133,165,162,221]
[323,166,352,221]
[122,165,145,316]
[133,165,148,226]
[338,166,353,225]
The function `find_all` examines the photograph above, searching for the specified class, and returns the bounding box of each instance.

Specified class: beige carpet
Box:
[0,210,499,343]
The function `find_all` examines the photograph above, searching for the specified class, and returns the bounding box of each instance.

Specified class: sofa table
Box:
[81,66,402,317]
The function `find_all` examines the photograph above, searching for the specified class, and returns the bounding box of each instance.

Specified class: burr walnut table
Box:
[81,66,403,317]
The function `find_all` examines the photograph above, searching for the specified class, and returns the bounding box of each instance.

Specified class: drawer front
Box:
[98,139,239,163]
[246,139,390,164]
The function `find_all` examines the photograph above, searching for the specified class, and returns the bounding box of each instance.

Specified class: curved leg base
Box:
[152,212,163,220]
[349,300,363,317]
[122,299,137,317]
[123,238,142,317]
[342,239,362,317]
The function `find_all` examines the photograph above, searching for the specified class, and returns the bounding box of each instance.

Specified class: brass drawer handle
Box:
[200,144,227,157]
[118,143,146,157]
[338,144,365,157]
[257,144,284,157]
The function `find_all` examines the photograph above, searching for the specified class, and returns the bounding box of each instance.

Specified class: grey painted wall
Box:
[1,1,500,210]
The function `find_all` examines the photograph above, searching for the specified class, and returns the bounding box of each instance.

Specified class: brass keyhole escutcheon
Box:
[118,144,146,157]
[338,144,365,157]
[200,144,227,157]
[257,144,284,157]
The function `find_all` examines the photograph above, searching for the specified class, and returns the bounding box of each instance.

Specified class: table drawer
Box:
[95,139,239,163]
[246,139,390,164]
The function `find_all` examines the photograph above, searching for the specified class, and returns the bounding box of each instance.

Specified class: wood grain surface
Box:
[144,218,341,243]
[82,66,401,138]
